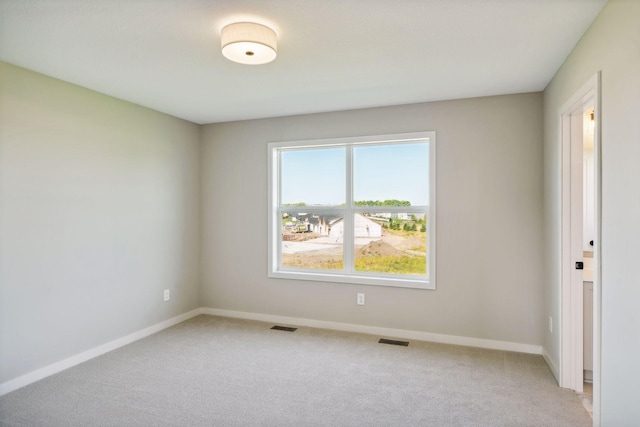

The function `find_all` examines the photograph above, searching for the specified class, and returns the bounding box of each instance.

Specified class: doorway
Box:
[559,73,601,421]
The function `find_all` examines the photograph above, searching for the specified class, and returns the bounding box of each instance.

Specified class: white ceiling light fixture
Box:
[221,22,277,65]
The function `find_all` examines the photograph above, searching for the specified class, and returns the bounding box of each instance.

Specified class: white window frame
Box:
[268,131,436,290]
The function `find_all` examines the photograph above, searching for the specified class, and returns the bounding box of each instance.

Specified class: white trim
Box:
[0,308,203,396]
[592,72,602,427]
[267,131,436,290]
[201,308,543,355]
[429,135,437,288]
[344,145,355,275]
[268,270,430,289]
[558,72,601,423]
[543,347,560,383]
[1,306,544,398]
[267,131,434,150]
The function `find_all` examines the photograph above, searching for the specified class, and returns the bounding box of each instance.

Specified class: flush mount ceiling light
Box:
[221,22,277,65]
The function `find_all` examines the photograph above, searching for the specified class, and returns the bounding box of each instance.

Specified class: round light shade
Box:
[221,22,277,65]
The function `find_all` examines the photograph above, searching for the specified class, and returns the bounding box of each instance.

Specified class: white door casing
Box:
[559,72,601,424]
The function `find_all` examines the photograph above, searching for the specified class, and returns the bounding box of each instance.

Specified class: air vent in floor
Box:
[378,338,409,346]
[271,325,297,332]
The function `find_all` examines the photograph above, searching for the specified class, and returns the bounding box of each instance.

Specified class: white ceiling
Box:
[0,0,607,124]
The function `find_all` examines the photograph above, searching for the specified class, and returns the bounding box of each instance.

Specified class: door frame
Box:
[559,72,601,422]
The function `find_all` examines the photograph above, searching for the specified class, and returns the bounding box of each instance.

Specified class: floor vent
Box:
[378,338,409,347]
[271,325,297,332]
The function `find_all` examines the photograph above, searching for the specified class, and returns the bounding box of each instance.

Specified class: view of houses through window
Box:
[281,211,427,276]
[269,132,435,288]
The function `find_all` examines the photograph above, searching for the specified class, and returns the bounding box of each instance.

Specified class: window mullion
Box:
[352,206,427,213]
[344,145,354,273]
[276,150,283,272]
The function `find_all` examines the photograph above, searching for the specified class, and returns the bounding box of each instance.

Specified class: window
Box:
[268,132,436,289]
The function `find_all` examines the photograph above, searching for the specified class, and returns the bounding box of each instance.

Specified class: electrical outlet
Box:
[164,289,170,302]
[357,293,365,306]
[549,316,553,333]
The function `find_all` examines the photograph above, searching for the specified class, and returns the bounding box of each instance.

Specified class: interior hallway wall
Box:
[542,0,640,423]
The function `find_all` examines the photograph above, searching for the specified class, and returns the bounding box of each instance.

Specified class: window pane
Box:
[353,143,428,206]
[281,212,343,271]
[281,147,345,206]
[354,213,427,276]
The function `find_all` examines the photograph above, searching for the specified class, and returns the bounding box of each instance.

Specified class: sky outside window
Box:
[354,143,429,206]
[281,147,345,206]
[280,143,428,207]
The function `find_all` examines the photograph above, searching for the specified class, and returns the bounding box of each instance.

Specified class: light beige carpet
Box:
[0,315,591,426]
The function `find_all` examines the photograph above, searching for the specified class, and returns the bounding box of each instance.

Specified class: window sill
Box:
[268,270,434,290]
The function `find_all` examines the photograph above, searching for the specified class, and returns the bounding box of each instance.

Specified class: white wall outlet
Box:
[357,293,365,306]
[549,315,553,333]
[164,289,170,302]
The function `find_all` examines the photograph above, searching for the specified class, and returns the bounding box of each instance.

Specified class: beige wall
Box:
[542,0,640,424]
[0,63,545,389]
[201,93,544,346]
[0,62,202,383]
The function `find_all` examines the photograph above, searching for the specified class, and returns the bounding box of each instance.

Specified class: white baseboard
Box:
[0,308,203,396]
[542,347,560,383]
[2,307,545,397]
[201,308,543,355]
